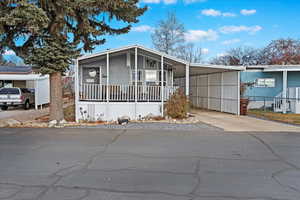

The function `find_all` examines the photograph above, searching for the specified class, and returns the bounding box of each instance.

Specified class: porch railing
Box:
[79,84,178,102]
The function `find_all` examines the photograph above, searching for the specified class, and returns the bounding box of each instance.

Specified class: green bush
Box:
[165,89,189,119]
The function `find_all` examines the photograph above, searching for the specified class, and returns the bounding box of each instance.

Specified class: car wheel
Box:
[24,100,30,110]
[1,106,8,111]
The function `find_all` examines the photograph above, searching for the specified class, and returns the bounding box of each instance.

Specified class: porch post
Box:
[282,70,288,114]
[106,53,109,119]
[106,53,110,102]
[135,47,138,119]
[185,64,189,97]
[161,56,164,117]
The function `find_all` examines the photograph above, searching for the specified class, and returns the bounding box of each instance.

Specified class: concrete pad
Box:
[58,169,198,195]
[192,110,300,132]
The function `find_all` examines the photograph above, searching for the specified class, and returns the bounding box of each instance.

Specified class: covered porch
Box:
[263,66,300,114]
[75,45,189,121]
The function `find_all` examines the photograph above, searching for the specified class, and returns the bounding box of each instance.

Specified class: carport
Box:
[175,64,245,115]
[0,74,50,109]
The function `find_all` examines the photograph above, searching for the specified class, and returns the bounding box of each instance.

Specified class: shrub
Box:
[165,89,189,119]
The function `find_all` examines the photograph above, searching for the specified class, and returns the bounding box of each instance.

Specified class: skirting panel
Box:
[76,102,161,121]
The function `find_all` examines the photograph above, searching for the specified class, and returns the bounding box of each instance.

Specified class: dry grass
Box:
[248,109,300,125]
[164,89,189,119]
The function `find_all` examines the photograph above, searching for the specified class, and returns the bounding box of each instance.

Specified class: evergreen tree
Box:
[0,0,146,122]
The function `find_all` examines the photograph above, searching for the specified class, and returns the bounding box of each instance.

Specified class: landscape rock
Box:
[144,113,155,120]
[48,120,57,127]
[4,119,21,127]
[118,116,130,125]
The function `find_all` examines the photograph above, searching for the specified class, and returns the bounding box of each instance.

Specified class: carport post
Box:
[185,64,189,97]
[282,70,288,114]
[34,80,38,110]
[75,59,79,122]
[161,56,164,117]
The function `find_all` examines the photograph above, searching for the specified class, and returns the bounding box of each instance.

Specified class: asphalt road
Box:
[0,126,300,200]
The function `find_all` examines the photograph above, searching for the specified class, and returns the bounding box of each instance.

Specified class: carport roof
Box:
[190,63,245,75]
[0,74,49,81]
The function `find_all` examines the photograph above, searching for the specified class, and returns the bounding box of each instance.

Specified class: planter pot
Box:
[240,98,249,115]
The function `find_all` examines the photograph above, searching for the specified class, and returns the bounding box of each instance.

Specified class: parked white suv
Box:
[0,88,35,110]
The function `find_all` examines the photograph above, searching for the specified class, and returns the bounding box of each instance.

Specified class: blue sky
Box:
[96,0,300,62]
[3,0,300,63]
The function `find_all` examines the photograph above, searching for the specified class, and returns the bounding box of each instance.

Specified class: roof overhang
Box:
[263,65,300,72]
[190,64,245,76]
[78,45,188,65]
[0,74,49,81]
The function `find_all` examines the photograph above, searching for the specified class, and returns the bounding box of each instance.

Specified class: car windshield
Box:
[0,88,20,95]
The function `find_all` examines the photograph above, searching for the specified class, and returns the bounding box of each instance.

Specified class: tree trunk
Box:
[50,72,64,122]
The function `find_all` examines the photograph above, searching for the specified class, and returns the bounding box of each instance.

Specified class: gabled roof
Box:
[78,44,189,65]
[0,65,32,74]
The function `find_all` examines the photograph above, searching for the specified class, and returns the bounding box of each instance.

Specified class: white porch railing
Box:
[79,84,178,102]
[274,87,300,113]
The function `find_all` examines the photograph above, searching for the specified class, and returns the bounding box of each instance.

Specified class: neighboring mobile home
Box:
[75,45,244,121]
[241,65,300,114]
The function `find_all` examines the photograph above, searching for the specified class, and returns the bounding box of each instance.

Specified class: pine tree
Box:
[0,0,146,122]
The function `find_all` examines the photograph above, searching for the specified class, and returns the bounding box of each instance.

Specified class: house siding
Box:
[81,54,130,85]
[241,71,300,97]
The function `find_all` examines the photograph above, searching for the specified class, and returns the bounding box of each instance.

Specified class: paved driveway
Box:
[0,126,300,200]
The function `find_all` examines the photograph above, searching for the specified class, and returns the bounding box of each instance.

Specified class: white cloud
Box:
[201,9,236,17]
[141,0,177,4]
[222,12,236,17]
[201,9,221,17]
[3,50,15,56]
[219,25,262,34]
[217,52,228,57]
[240,9,257,16]
[185,29,218,42]
[201,48,209,55]
[142,0,160,3]
[221,39,241,45]
[184,0,206,4]
[132,25,153,32]
[163,0,177,4]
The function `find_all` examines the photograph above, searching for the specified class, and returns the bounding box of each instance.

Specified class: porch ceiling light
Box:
[89,69,97,78]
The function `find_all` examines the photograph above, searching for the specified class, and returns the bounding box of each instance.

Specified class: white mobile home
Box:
[75,45,244,121]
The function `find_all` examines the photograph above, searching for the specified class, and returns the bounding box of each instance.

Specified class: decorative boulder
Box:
[117,116,130,125]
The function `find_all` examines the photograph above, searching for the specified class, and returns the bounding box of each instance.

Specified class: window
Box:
[255,78,275,87]
[0,88,20,95]
[145,70,157,82]
[146,58,158,69]
[131,70,143,82]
